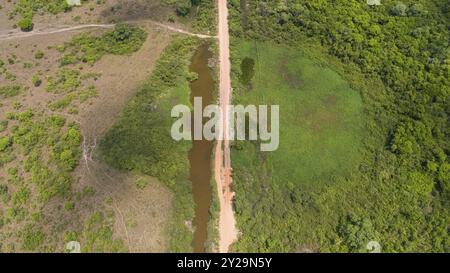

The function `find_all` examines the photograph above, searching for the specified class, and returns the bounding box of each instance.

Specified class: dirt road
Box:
[215,0,238,253]
[0,20,214,41]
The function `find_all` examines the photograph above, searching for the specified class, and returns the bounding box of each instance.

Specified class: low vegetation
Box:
[0,108,82,251]
[0,85,22,99]
[46,68,81,93]
[59,24,147,66]
[81,211,126,252]
[13,0,71,31]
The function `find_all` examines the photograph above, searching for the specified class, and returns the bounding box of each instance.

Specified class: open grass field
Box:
[232,41,365,186]
[230,40,365,252]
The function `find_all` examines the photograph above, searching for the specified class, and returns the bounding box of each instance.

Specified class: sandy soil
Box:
[215,0,238,253]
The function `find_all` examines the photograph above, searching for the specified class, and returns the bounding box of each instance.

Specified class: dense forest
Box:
[228,0,449,252]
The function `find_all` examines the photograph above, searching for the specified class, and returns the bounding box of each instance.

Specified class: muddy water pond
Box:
[189,44,214,253]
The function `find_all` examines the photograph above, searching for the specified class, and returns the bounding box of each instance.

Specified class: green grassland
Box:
[232,41,364,185]
[230,40,366,252]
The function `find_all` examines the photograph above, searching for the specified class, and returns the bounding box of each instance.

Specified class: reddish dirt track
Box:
[215,0,238,253]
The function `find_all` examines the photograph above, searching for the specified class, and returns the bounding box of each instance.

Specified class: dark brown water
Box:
[189,44,214,253]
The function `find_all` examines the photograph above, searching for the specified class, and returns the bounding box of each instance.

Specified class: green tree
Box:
[338,216,379,252]
[0,136,11,152]
[391,2,407,16]
[18,18,33,31]
[32,75,42,87]
[176,0,191,17]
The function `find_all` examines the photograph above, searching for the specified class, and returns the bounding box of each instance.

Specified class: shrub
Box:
[64,201,75,211]
[48,94,75,110]
[32,75,42,87]
[18,18,33,32]
[135,178,148,189]
[34,50,44,59]
[407,3,425,16]
[0,184,7,195]
[59,54,78,66]
[21,225,45,251]
[82,212,125,252]
[14,0,71,34]
[0,136,11,152]
[61,24,147,65]
[0,85,22,99]
[12,186,30,206]
[0,120,7,132]
[103,24,147,55]
[391,2,407,16]
[46,69,81,93]
[59,149,77,170]
[78,86,98,102]
[176,0,191,17]
[239,57,255,85]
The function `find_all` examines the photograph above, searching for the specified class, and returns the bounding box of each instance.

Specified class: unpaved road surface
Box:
[215,0,238,253]
[0,24,115,41]
[0,20,214,41]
